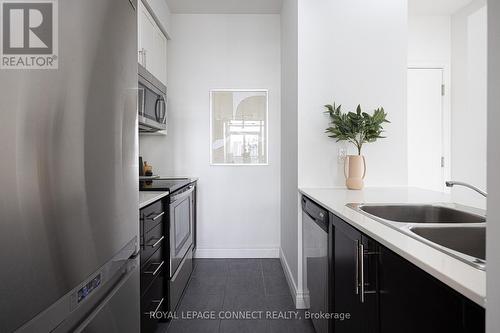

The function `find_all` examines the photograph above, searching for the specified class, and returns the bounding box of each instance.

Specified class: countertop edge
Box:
[139,191,170,209]
[299,187,486,308]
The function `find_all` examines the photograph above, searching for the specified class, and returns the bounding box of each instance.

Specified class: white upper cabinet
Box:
[138,0,167,85]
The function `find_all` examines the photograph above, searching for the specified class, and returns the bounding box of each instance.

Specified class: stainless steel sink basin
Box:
[410,226,486,263]
[347,203,487,270]
[359,204,485,224]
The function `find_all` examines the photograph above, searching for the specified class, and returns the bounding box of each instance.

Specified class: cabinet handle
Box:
[355,240,360,295]
[139,48,146,66]
[147,236,164,248]
[144,261,164,276]
[144,298,164,315]
[146,211,164,221]
[359,242,365,303]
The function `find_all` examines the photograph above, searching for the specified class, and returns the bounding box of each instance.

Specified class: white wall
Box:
[408,15,451,65]
[279,0,300,306]
[140,14,282,258]
[451,0,487,208]
[487,2,500,332]
[297,0,408,189]
[279,0,408,307]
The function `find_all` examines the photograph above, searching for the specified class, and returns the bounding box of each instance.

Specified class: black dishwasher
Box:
[302,196,330,333]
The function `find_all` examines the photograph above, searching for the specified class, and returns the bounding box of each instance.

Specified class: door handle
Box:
[162,94,167,124]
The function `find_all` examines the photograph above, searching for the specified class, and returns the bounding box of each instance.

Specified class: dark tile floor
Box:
[161,258,315,333]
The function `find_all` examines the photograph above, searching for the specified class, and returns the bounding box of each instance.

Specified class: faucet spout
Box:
[445,181,487,197]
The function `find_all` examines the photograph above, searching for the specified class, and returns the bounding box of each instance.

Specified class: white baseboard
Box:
[194,248,280,258]
[279,248,309,309]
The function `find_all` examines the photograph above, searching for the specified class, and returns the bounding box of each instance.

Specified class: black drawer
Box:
[140,199,166,235]
[141,246,165,295]
[141,275,165,333]
[140,221,165,265]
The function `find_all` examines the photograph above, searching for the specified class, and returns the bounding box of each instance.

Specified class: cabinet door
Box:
[152,27,167,84]
[332,216,362,333]
[378,246,484,333]
[138,1,155,67]
[332,215,379,333]
[137,0,166,85]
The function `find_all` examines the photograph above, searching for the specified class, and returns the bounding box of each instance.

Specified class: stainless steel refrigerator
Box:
[0,0,140,331]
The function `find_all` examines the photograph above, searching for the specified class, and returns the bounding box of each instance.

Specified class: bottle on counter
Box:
[144,162,153,176]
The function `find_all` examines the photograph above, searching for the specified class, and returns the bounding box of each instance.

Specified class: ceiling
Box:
[408,0,474,15]
[166,0,283,14]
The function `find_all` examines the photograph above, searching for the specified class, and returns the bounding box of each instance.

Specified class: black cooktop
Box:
[139,178,192,193]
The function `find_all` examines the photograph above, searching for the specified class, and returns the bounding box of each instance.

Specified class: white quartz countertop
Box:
[139,191,169,209]
[299,187,486,307]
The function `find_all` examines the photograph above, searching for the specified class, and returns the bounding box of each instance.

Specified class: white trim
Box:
[279,248,309,309]
[209,89,269,166]
[194,247,279,258]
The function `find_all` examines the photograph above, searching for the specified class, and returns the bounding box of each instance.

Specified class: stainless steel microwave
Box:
[138,64,167,132]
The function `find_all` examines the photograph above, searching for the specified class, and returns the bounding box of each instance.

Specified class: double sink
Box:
[348,204,486,270]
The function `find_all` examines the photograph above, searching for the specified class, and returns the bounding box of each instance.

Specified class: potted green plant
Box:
[324,102,389,189]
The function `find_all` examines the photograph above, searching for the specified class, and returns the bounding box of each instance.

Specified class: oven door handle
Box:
[171,185,195,202]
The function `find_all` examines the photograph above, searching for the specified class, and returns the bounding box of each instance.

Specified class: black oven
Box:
[138,64,167,132]
[139,178,196,311]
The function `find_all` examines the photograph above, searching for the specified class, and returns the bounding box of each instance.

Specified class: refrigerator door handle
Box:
[72,259,138,333]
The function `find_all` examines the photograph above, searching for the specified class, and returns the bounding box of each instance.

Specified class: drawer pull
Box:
[144,298,164,315]
[147,236,164,248]
[146,211,165,221]
[152,298,164,314]
[144,261,164,276]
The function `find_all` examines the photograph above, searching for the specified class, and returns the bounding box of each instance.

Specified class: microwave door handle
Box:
[162,96,167,124]
[155,96,166,124]
[155,98,163,123]
[155,98,160,122]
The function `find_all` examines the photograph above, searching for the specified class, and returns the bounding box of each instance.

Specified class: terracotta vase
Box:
[344,155,366,190]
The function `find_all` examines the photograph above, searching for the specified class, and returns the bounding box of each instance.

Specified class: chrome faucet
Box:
[445,181,487,197]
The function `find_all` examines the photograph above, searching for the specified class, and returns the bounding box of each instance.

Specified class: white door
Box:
[407,68,445,192]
